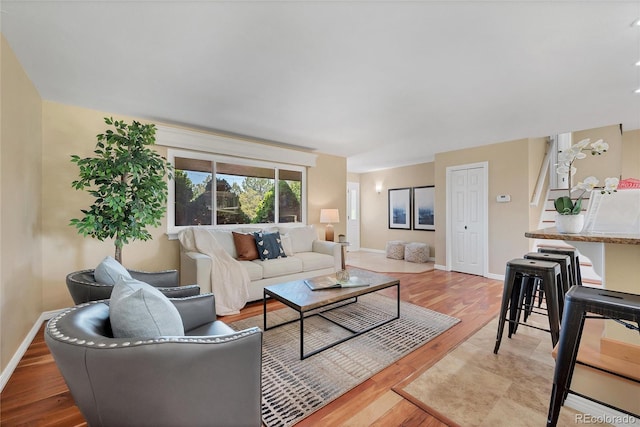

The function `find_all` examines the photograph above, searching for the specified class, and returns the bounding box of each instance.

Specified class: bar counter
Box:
[525,227,640,245]
[526,227,640,414]
[525,227,640,346]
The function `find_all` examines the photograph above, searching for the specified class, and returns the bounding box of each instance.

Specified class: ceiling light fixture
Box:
[632,18,640,27]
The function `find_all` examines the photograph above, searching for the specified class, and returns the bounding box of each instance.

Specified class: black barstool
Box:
[539,247,581,287]
[523,252,572,318]
[547,286,640,427]
[494,258,562,354]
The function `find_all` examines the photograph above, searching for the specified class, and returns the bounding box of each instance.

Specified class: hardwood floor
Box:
[0,269,503,426]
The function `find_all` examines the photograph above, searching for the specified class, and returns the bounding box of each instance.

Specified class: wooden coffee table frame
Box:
[263,271,400,360]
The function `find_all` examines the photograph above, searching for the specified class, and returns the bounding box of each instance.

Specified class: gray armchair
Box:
[66,268,200,304]
[45,294,263,427]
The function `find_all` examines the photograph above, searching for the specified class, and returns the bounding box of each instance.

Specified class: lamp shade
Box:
[320,209,339,224]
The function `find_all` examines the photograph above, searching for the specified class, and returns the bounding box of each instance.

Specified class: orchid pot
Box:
[555,213,585,234]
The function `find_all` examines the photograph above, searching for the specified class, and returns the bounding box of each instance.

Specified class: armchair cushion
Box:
[110,277,184,338]
[94,256,132,285]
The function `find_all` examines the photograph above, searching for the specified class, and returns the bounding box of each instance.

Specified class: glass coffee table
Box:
[263,268,400,359]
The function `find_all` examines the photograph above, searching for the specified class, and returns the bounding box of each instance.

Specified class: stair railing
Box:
[530,137,554,207]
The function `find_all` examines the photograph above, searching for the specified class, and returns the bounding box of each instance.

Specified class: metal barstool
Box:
[523,252,572,319]
[547,286,640,427]
[494,258,562,354]
[539,247,581,287]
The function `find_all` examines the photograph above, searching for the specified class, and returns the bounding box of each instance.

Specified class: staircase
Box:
[534,188,602,287]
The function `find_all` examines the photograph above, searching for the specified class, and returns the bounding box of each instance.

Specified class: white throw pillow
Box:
[287,225,317,253]
[110,277,185,338]
[94,256,132,285]
[280,234,294,256]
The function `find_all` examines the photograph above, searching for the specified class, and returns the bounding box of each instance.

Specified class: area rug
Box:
[394,316,613,427]
[346,251,435,274]
[230,293,459,427]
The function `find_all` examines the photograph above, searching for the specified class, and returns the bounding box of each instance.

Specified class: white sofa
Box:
[179,225,341,302]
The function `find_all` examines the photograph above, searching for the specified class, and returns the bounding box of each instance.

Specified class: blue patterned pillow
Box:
[253,231,286,260]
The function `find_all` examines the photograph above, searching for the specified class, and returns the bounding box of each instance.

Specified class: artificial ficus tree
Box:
[70,117,173,264]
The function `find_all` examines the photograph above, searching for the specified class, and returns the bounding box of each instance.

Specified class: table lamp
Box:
[320,208,339,241]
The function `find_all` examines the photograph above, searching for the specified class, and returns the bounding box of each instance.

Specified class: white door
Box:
[347,182,360,251]
[448,164,487,276]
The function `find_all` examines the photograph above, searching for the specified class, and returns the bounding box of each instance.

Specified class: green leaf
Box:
[554,196,574,215]
[69,118,168,261]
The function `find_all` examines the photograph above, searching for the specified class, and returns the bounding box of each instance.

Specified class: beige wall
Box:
[528,137,549,235]
[1,36,43,372]
[40,101,347,311]
[622,128,640,179]
[308,153,348,241]
[434,138,546,275]
[359,163,435,256]
[571,124,623,186]
[41,102,179,310]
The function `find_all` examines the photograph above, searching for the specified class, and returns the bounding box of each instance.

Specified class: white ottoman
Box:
[385,240,406,260]
[404,242,429,263]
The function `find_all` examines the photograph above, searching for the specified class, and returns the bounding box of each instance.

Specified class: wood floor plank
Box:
[0,268,503,426]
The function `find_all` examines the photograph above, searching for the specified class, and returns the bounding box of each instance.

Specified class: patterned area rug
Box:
[346,251,435,274]
[230,293,459,427]
[394,316,613,427]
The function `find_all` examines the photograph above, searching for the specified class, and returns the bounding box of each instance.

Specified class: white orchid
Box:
[603,177,619,193]
[572,176,599,192]
[574,138,591,150]
[590,139,609,155]
[554,138,618,215]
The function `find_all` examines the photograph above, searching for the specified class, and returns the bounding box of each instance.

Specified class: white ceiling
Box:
[3,1,640,173]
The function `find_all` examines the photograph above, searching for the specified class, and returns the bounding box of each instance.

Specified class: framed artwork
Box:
[388,187,411,229]
[413,185,435,231]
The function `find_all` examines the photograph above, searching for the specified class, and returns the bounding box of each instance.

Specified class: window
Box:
[168,150,306,232]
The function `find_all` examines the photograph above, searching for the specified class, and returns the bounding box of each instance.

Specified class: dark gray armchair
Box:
[66,268,200,304]
[45,294,263,427]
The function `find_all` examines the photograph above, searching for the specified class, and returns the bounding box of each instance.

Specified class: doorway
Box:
[346,182,360,251]
[446,162,488,276]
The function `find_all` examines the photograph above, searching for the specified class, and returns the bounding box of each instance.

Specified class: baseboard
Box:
[0,308,66,393]
[564,394,639,427]
[357,247,385,254]
[432,265,503,281]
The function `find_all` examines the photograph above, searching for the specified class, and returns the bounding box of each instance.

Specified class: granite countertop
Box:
[525,228,640,245]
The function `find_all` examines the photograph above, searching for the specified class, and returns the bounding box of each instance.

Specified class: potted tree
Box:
[70,117,173,263]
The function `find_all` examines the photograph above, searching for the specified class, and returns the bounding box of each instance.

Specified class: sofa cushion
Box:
[280,234,294,256]
[286,225,317,253]
[238,260,264,281]
[294,252,336,272]
[208,229,237,258]
[253,231,286,260]
[232,232,259,261]
[94,256,132,285]
[253,257,303,279]
[110,277,184,338]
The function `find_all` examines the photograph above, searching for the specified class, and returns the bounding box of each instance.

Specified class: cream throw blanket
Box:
[178,228,250,315]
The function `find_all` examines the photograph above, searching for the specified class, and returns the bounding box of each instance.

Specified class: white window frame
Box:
[166,148,307,238]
